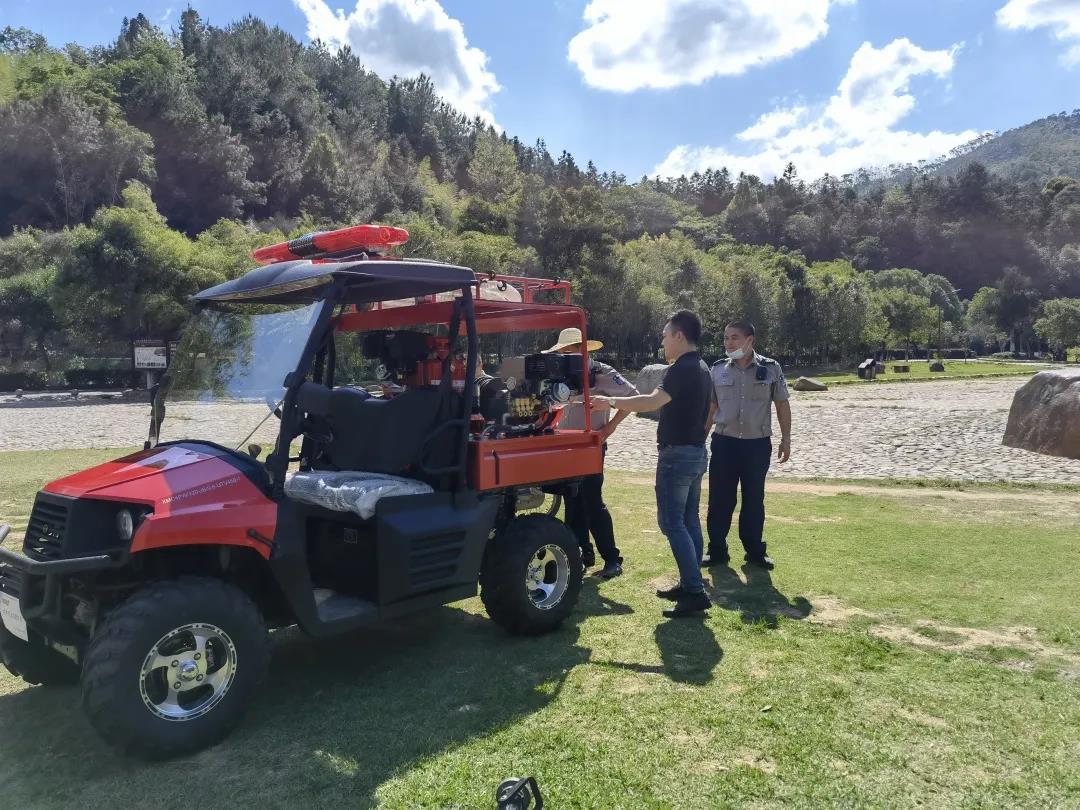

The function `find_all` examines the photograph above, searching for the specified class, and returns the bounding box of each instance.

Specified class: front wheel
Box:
[80,577,269,759]
[0,625,80,687]
[480,514,582,636]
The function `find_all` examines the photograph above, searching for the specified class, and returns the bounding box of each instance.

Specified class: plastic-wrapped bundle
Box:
[284,471,433,519]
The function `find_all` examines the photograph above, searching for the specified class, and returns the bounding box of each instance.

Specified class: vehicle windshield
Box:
[157,302,322,449]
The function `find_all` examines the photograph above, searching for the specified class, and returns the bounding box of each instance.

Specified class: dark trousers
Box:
[707,434,772,560]
[565,448,621,564]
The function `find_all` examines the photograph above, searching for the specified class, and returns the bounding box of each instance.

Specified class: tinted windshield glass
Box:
[158,302,321,449]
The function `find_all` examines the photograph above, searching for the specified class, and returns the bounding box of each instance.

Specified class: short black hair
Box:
[667,310,702,345]
[726,320,755,337]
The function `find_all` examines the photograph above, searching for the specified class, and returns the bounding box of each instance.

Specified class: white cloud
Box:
[567,0,852,92]
[653,39,982,180]
[997,0,1080,66]
[293,0,500,122]
[736,106,810,141]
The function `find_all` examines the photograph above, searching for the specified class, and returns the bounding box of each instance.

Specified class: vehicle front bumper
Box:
[0,523,115,644]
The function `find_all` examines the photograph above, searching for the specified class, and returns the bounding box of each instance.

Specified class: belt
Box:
[657,442,704,450]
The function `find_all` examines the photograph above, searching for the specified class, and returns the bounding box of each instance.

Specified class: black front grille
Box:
[24,495,70,560]
[0,564,23,599]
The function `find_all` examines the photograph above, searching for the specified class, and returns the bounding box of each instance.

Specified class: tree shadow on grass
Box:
[706,565,812,628]
[0,606,591,808]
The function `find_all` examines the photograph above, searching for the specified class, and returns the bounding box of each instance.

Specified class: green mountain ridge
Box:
[935,111,1080,184]
[856,111,1080,190]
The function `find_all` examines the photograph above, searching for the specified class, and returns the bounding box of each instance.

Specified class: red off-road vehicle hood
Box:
[40,443,277,559]
[44,445,222,499]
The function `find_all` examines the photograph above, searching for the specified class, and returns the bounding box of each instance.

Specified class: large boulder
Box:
[1003,369,1080,459]
[634,363,669,420]
[793,376,828,392]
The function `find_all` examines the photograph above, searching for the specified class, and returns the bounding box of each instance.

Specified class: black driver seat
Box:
[320,386,444,475]
[296,380,458,479]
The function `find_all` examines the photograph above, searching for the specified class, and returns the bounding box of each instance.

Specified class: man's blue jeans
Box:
[655,444,708,593]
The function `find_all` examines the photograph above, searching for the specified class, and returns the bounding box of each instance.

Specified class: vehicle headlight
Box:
[116,509,135,541]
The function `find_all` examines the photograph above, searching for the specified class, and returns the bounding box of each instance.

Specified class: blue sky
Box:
[6,0,1080,179]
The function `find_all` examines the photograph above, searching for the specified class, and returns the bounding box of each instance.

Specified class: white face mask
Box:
[728,345,748,361]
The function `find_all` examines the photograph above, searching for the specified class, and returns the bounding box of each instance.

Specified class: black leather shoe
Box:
[745,555,775,570]
[656,584,687,601]
[662,591,711,618]
[581,548,596,569]
[596,560,623,579]
[700,553,730,568]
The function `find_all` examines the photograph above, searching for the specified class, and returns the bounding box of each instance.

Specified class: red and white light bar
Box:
[252,224,409,265]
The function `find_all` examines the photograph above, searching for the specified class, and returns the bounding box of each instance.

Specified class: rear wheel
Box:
[513,487,562,518]
[81,577,269,759]
[480,514,582,636]
[0,625,80,687]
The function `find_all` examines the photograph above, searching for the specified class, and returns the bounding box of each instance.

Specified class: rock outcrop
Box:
[1003,369,1080,459]
[634,364,669,419]
[793,377,828,392]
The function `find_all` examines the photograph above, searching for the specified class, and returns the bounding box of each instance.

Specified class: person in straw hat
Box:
[545,327,638,579]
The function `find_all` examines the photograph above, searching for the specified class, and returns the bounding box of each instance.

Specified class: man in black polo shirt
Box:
[591,310,713,618]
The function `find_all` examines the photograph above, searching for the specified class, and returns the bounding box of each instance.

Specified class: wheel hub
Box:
[178,660,200,682]
[524,544,570,611]
[139,622,237,722]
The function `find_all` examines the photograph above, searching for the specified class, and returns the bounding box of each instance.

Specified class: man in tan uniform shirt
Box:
[704,320,791,570]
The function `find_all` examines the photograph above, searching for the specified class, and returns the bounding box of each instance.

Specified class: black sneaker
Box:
[700,553,730,568]
[595,559,623,579]
[581,548,596,569]
[745,555,775,570]
[656,584,687,601]
[662,591,711,618]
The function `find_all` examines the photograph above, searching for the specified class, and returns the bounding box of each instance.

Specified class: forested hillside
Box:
[930,112,1080,186]
[1,14,1078,377]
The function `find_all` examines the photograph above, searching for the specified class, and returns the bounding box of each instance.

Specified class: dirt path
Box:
[617,475,1080,504]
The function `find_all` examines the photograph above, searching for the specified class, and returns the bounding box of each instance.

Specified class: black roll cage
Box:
[264,283,479,496]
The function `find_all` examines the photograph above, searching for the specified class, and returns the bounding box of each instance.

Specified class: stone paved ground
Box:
[605,377,1080,484]
[2,378,1078,484]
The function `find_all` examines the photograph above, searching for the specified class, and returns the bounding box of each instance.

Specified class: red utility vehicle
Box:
[0,225,604,757]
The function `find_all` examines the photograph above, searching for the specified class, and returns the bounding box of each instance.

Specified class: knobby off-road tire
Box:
[513,489,563,518]
[543,493,563,518]
[81,577,269,759]
[0,625,80,687]
[480,514,582,636]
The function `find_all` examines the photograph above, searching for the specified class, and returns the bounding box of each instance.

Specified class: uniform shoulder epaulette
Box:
[711,358,729,367]
[757,356,778,365]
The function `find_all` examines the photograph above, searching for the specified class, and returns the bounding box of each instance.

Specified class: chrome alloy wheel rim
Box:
[138,623,238,721]
[525,544,570,610]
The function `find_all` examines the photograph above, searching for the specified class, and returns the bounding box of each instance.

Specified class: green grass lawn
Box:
[1,450,1078,808]
[793,359,1056,386]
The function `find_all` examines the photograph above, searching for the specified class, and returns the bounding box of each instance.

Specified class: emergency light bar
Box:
[252,224,409,265]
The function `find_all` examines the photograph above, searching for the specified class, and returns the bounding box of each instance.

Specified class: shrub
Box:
[63,369,143,389]
[0,371,47,391]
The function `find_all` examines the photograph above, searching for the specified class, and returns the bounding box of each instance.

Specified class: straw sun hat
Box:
[544,327,603,353]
